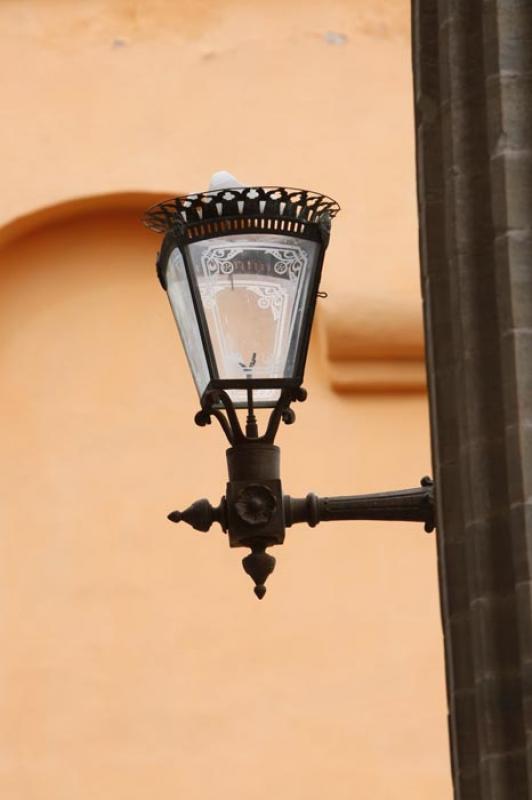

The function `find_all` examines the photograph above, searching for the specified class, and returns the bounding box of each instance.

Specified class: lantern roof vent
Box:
[143,186,340,234]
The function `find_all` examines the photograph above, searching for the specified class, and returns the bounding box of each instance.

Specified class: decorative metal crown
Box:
[142,186,340,234]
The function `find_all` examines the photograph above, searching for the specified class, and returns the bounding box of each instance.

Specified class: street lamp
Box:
[144,174,434,598]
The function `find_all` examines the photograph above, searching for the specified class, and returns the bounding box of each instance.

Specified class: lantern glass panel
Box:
[187,233,319,405]
[166,247,210,397]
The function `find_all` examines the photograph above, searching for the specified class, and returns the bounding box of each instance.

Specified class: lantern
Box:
[144,177,339,408]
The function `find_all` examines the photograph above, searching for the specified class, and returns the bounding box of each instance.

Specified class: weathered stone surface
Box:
[413,0,532,796]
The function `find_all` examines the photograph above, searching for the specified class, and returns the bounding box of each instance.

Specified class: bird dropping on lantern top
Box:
[143,173,340,408]
[208,170,243,191]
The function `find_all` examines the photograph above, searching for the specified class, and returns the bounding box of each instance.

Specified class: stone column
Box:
[412,1,532,797]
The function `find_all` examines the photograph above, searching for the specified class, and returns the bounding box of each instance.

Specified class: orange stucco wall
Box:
[0,2,451,798]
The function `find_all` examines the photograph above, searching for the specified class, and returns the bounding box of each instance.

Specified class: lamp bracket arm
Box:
[285,477,435,533]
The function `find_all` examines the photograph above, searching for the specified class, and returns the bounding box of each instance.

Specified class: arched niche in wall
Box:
[0,188,427,395]
[0,192,224,555]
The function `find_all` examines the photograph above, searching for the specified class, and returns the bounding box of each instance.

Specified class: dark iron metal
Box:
[284,477,435,533]
[168,387,436,597]
[167,498,227,533]
[168,471,435,597]
[242,548,276,600]
[143,186,340,236]
[169,480,435,536]
[194,386,306,446]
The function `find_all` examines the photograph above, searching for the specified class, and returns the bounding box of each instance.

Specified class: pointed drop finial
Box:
[242,547,276,599]
[208,171,244,191]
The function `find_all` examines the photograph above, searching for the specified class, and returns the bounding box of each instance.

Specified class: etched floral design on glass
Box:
[186,233,319,405]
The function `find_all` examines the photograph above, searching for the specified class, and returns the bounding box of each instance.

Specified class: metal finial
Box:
[242,548,276,599]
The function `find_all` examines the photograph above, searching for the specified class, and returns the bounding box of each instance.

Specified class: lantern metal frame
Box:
[144,186,338,408]
[144,185,436,599]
